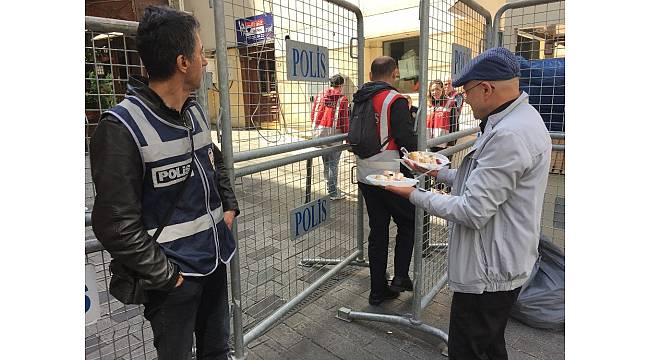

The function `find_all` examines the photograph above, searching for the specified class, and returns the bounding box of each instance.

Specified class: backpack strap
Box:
[379,90,401,151]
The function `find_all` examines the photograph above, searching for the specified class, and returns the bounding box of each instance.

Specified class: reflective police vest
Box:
[106,95,236,276]
[356,89,404,184]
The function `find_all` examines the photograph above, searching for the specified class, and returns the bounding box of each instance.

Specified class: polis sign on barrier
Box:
[285,39,329,82]
[290,196,330,240]
[451,43,472,77]
[85,264,101,325]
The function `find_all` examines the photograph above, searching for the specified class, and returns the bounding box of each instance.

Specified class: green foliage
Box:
[85,69,116,110]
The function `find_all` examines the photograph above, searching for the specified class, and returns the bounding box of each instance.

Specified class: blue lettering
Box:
[317,199,322,223]
[321,199,327,221]
[292,49,300,77]
[316,49,321,78]
[309,50,317,78]
[85,285,91,313]
[310,204,318,227]
[302,208,311,232]
[300,50,309,77]
[319,53,327,79]
[294,212,302,236]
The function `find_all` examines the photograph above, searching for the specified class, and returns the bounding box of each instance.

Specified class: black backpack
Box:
[348,99,390,159]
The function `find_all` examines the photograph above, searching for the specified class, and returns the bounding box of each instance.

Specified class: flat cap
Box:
[452,47,521,87]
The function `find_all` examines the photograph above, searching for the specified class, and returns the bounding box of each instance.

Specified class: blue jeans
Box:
[321,150,342,196]
[143,263,230,360]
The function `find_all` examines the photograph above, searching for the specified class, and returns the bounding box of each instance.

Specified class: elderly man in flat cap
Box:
[385,47,552,360]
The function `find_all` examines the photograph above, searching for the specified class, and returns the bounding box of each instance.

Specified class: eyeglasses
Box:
[459,81,494,98]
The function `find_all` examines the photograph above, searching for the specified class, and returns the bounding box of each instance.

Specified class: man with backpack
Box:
[311,74,349,200]
[348,56,418,305]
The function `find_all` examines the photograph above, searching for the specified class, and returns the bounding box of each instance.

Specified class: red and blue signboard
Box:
[235,13,274,46]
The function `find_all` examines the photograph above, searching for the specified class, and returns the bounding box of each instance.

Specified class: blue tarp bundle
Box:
[518,57,565,132]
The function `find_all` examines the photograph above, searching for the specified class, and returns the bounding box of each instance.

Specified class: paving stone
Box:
[512,333,565,360]
[265,323,304,349]
[283,311,311,329]
[247,341,287,360]
[508,348,542,360]
[364,337,419,360]
[307,327,380,360]
[245,294,285,319]
[287,338,341,360]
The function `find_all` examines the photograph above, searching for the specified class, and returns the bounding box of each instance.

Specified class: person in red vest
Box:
[353,56,418,305]
[427,79,456,152]
[311,74,350,200]
[444,77,465,150]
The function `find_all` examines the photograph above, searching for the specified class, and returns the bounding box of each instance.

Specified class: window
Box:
[515,25,565,60]
[258,58,277,93]
[383,37,420,93]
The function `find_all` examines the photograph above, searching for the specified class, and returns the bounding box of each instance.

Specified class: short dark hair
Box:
[329,74,344,87]
[136,6,200,81]
[371,56,397,78]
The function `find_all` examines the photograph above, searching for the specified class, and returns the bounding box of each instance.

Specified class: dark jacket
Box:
[352,81,418,152]
[90,76,239,304]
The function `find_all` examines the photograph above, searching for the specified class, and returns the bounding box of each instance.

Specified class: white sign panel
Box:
[85,264,101,325]
[285,39,329,82]
[451,43,472,77]
[289,196,330,240]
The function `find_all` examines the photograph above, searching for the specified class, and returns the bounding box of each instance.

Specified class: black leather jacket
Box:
[90,76,239,304]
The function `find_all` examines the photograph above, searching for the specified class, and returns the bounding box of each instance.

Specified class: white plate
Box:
[401,151,450,171]
[365,175,418,187]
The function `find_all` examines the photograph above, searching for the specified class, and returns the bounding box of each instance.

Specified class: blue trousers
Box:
[321,150,342,196]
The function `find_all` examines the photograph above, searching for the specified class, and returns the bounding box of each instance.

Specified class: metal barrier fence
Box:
[84,1,565,358]
[84,1,364,357]
[420,0,489,319]
[212,0,364,358]
[337,0,492,353]
[84,17,146,213]
[84,17,157,360]
[541,150,565,248]
[494,0,565,174]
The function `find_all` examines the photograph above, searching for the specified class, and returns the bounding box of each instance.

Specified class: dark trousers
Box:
[359,183,415,294]
[448,288,522,360]
[143,263,230,360]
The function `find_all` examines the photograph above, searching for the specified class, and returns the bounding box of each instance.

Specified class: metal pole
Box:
[85,16,138,35]
[356,184,366,262]
[427,126,480,148]
[235,144,349,178]
[305,158,313,204]
[412,0,431,321]
[421,273,448,309]
[355,2,366,265]
[244,250,361,345]
[213,1,245,359]
[337,307,448,343]
[459,0,493,49]
[233,133,347,163]
[323,0,366,266]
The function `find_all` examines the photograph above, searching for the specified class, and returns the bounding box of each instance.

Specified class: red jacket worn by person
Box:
[311,87,350,133]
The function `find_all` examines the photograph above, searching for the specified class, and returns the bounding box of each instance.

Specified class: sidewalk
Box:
[246,264,565,360]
